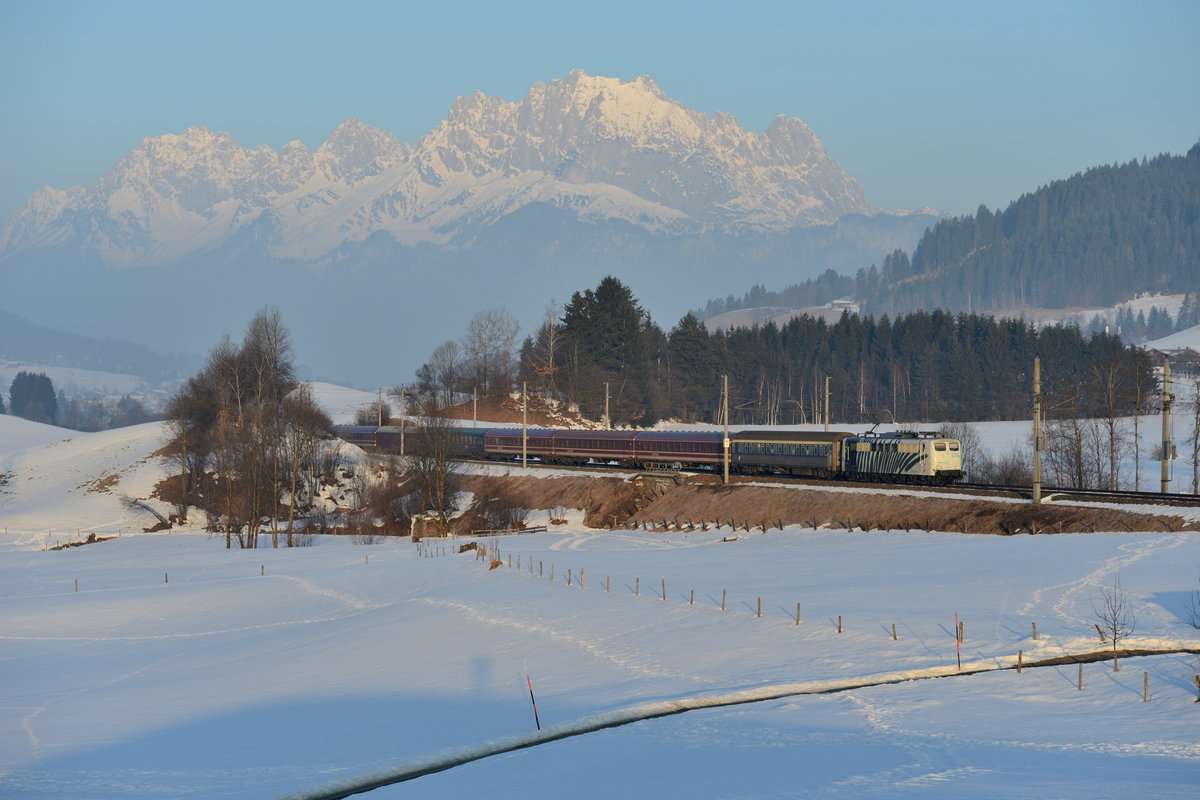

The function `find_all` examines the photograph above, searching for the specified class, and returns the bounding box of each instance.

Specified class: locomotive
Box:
[331,425,962,485]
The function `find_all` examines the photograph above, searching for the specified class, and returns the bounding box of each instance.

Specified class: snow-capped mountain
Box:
[0,70,873,267]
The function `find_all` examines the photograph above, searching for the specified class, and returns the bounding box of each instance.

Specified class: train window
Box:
[935,442,947,451]
[949,442,960,451]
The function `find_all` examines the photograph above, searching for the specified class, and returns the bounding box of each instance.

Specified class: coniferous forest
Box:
[857,144,1200,314]
[702,143,1199,323]
[416,276,1154,428]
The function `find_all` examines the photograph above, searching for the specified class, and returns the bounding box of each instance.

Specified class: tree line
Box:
[700,144,1199,335]
[2,370,157,430]
[411,276,1155,429]
[855,144,1200,315]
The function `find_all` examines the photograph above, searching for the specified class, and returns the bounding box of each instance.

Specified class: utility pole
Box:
[824,375,830,432]
[1162,357,1173,494]
[604,382,610,430]
[722,374,730,484]
[858,362,865,420]
[472,386,477,428]
[1134,381,1141,492]
[399,386,405,457]
[377,388,383,426]
[522,381,528,470]
[1033,356,1042,504]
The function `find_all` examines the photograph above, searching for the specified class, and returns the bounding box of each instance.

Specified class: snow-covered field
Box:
[2,395,1200,799]
[0,360,161,399]
[1149,321,1200,353]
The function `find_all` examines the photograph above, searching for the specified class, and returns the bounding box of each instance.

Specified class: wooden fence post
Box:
[539,560,543,578]
[567,569,572,586]
[757,596,762,618]
[838,615,843,633]
[1078,662,1083,691]
[165,572,168,584]
[581,568,585,590]
[722,589,726,611]
[1032,622,1037,640]
[74,578,78,592]
[892,623,897,641]
[1144,671,1149,702]
[636,577,639,596]
[691,589,695,606]
[662,578,667,601]
[607,576,610,593]
[797,603,802,626]
[1017,650,1022,673]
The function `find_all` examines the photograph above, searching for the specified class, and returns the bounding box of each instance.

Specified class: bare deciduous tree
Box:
[402,396,460,534]
[462,308,519,396]
[1186,571,1200,631]
[416,340,461,409]
[1091,358,1130,490]
[354,401,391,426]
[281,383,332,547]
[529,302,563,399]
[1093,574,1136,670]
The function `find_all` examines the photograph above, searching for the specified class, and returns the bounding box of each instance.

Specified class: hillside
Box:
[699,144,1199,326]
[2,400,1199,798]
[859,144,1200,314]
[0,310,199,383]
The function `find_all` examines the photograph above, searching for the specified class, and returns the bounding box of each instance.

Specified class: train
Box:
[330,425,963,485]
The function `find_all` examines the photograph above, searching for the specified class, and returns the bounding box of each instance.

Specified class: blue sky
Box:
[1,0,1197,220]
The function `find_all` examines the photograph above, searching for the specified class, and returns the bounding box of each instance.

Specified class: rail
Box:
[468,526,548,536]
[451,457,1200,509]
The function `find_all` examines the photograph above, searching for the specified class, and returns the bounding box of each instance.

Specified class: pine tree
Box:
[9,371,57,424]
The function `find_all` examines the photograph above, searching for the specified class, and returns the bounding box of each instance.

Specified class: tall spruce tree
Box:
[561,276,659,424]
[9,371,57,424]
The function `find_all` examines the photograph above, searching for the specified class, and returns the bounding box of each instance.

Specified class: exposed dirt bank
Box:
[454,474,1199,535]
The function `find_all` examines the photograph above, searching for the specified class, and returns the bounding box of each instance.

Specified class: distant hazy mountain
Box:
[0,70,939,386]
[0,310,199,382]
[1,71,884,265]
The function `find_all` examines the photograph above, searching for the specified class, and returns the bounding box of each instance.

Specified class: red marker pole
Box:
[527,675,541,731]
[955,612,961,672]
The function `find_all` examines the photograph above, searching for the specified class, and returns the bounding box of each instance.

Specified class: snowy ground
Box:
[2,530,1198,799]
[2,396,1200,799]
[1148,321,1200,353]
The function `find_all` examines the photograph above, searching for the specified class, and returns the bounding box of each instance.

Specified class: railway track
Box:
[449,457,1200,509]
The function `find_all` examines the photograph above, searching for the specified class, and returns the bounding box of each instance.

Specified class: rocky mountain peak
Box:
[2,71,875,266]
[316,118,408,182]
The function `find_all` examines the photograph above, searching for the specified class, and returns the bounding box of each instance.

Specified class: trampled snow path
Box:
[3,530,1199,799]
[282,647,1200,800]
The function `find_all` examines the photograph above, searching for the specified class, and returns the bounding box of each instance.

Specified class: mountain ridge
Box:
[1,70,879,267]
